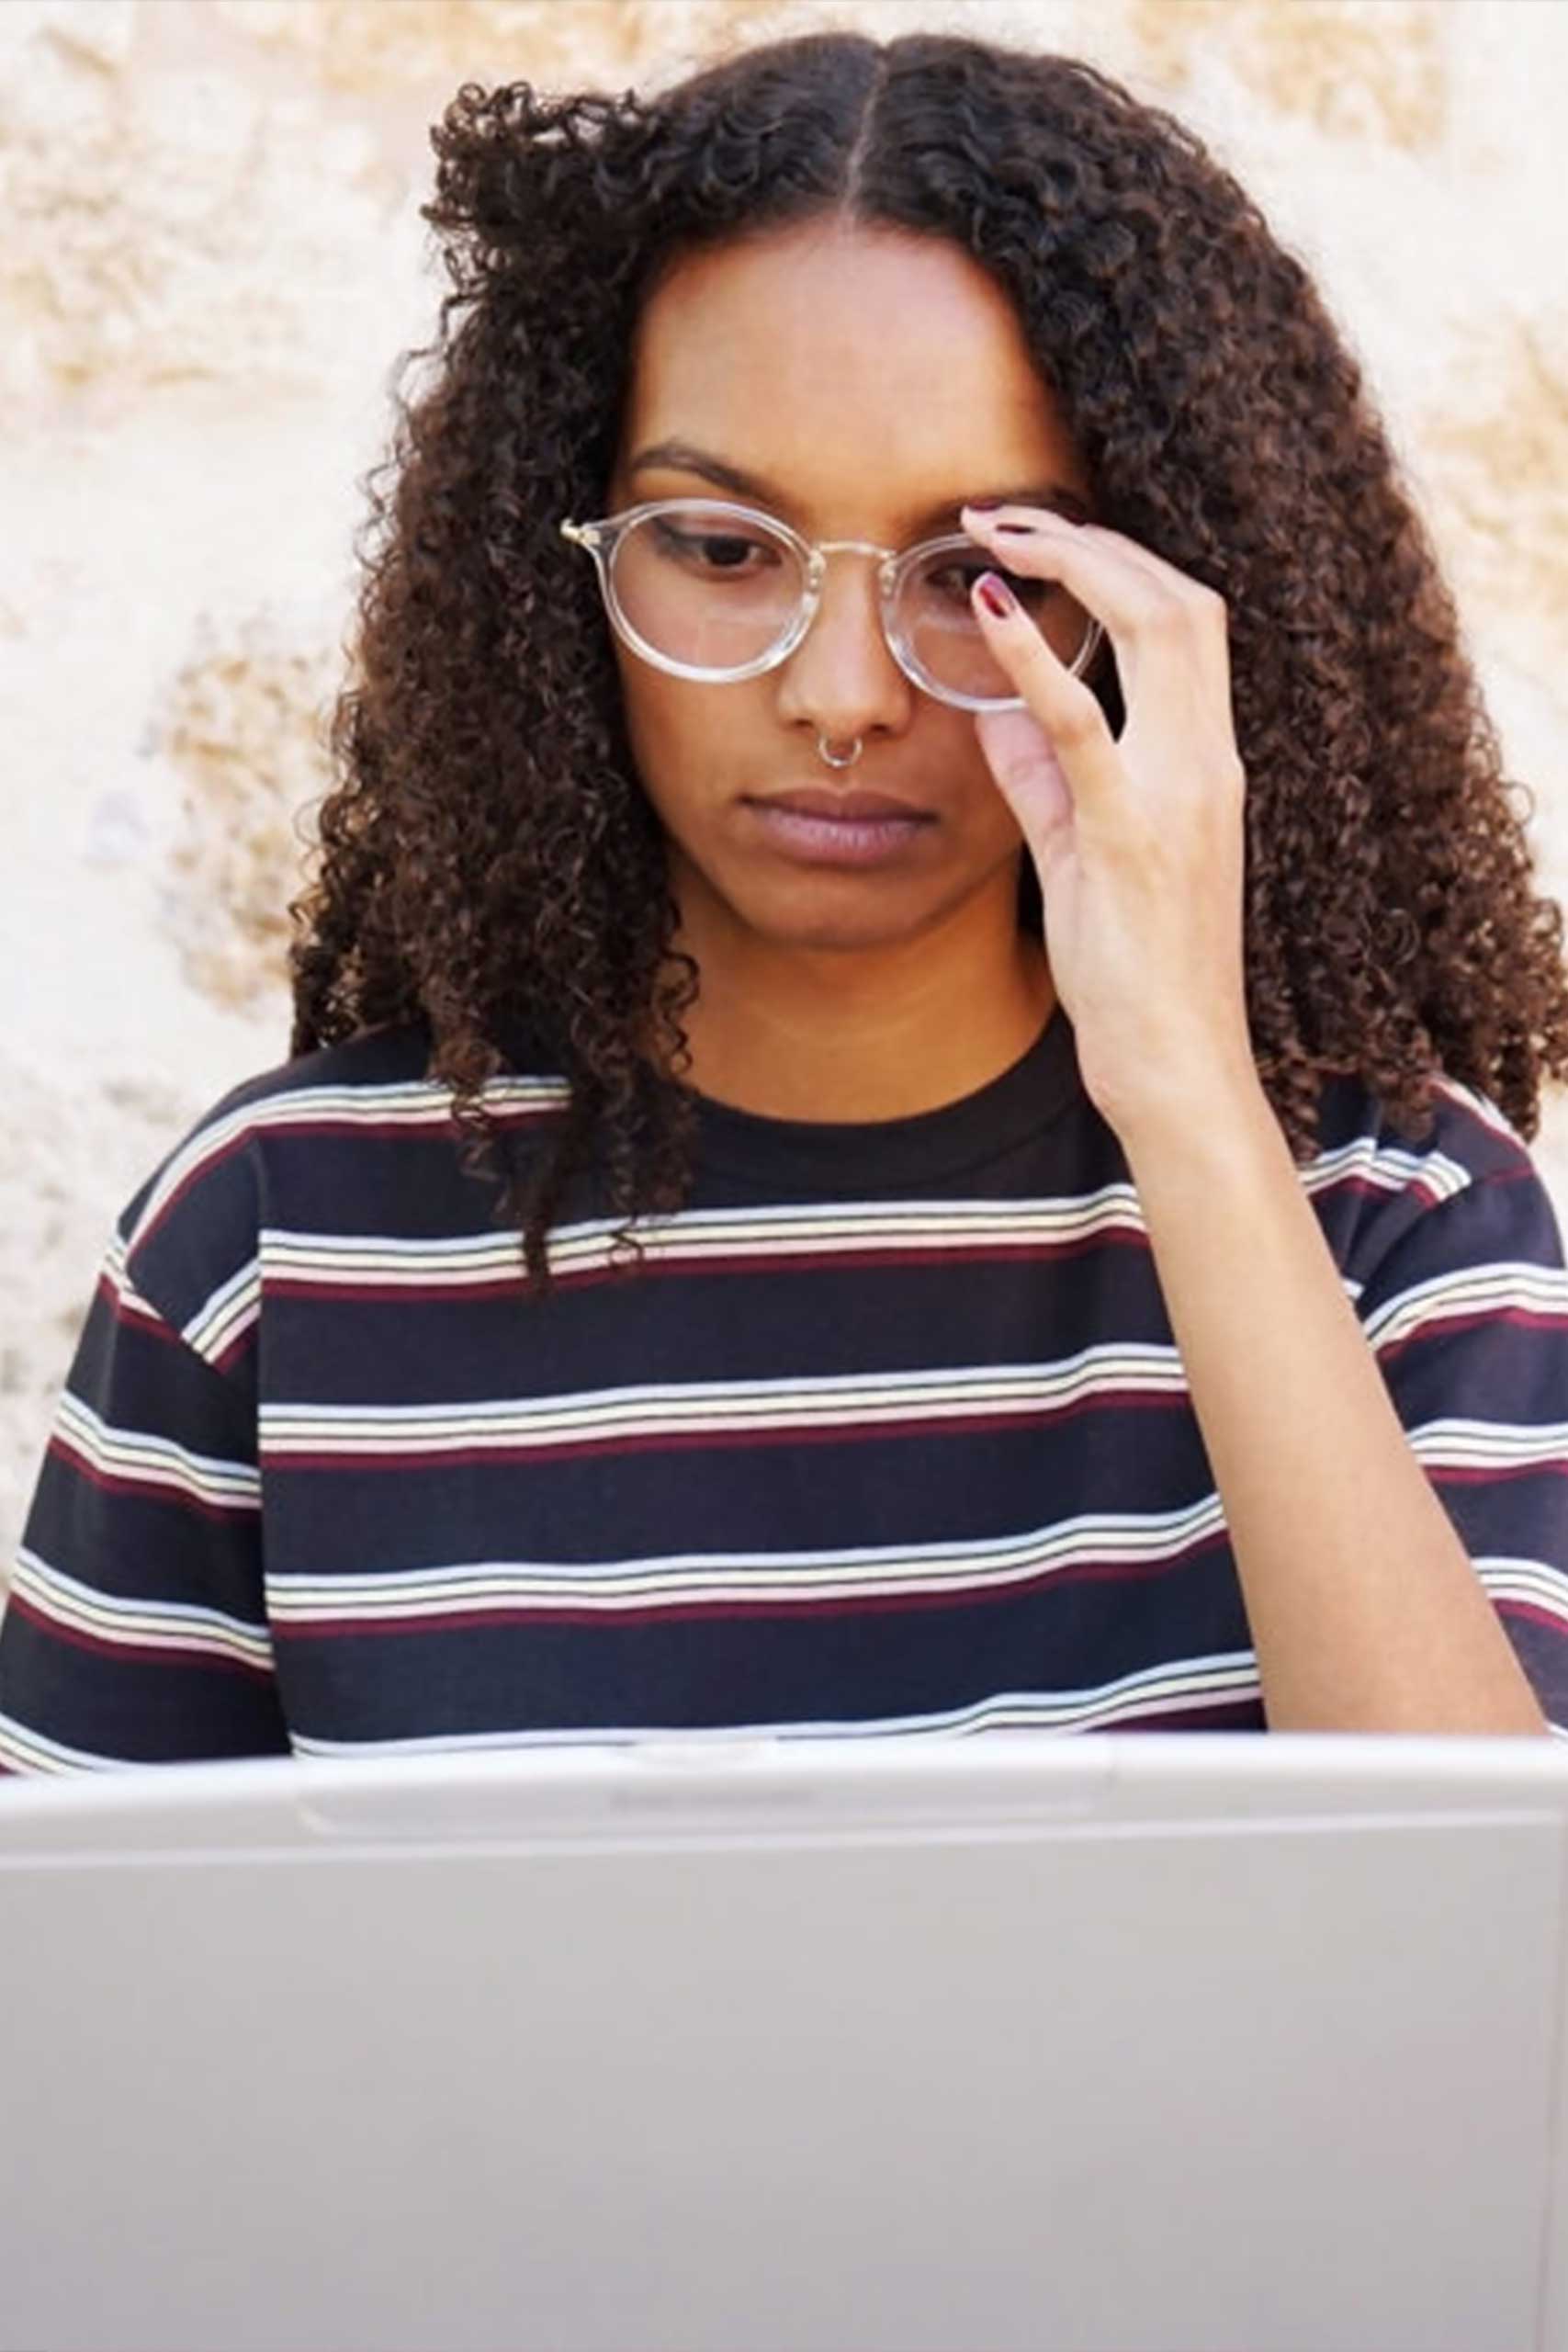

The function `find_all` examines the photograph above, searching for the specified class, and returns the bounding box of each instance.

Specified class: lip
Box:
[746,787,932,820]
[740,787,937,869]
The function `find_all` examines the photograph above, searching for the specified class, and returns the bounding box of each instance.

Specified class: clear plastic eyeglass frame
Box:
[558,496,1105,715]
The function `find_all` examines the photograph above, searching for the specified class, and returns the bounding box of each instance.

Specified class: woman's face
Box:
[602,219,1098,959]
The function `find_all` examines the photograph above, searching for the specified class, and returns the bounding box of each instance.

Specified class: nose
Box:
[773,547,915,742]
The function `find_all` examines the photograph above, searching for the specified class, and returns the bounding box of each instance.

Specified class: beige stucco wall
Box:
[3,0,1565,1577]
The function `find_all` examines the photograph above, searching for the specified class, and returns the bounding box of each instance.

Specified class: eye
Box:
[648,519,784,577]
[922,554,989,605]
[914,551,1061,613]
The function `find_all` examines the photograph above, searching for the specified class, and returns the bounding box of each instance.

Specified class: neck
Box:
[661,881,1056,1124]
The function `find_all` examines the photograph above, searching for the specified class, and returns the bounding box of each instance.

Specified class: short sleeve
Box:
[0,1229,290,1773]
[1355,1161,1568,1735]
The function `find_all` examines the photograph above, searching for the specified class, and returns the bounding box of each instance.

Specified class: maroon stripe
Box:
[4,1590,273,1677]
[259,1273,548,1304]
[1312,1165,1538,1207]
[101,1276,254,1378]
[49,1438,258,1518]
[1432,1459,1568,1486]
[1111,1697,1265,1732]
[125,1127,251,1253]
[102,1270,182,1345]
[1375,1306,1568,1359]
[1306,1171,1462,1211]
[1494,1597,1568,1634]
[128,1102,566,1252]
[263,1228,1150,1299]
[212,1326,257,1376]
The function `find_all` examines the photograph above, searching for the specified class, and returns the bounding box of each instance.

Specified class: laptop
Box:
[2,1727,1566,2352]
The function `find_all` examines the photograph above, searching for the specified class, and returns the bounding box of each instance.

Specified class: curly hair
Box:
[288,25,1568,1299]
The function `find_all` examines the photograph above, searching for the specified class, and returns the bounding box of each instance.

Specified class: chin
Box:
[772,916,915,953]
[739,885,955,956]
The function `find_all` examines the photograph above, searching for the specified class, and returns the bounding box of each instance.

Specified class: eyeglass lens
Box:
[609,503,1094,698]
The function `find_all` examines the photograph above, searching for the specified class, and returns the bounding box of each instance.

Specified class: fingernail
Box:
[975,572,1015,619]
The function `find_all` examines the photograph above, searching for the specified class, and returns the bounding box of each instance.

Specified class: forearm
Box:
[1120,1075,1551,1736]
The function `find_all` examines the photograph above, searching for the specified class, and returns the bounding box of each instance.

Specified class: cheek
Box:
[611,665,707,819]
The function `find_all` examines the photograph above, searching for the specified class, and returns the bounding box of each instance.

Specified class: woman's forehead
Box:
[617,223,1087,516]
[631,220,1043,384]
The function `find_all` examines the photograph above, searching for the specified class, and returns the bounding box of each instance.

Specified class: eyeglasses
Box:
[558,496,1104,713]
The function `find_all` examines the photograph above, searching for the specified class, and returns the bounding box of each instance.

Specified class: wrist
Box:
[1097,1049,1272,1173]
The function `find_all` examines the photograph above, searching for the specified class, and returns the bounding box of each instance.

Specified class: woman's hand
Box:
[962,502,1258,1149]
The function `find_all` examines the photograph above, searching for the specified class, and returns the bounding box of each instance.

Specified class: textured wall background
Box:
[4,0,1566,1580]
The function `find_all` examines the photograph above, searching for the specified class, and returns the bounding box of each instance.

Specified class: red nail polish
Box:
[976,572,1014,619]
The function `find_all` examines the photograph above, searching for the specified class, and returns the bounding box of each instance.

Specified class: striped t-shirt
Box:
[4,1004,1567,1771]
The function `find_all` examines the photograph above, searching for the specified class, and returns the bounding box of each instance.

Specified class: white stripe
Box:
[249,1128,1482,1288]
[1429,1073,1526,1149]
[1407,1419,1568,1473]
[125,1072,570,1258]
[1363,1261,1568,1351]
[1300,1133,1472,1206]
[257,1220,1389,1306]
[102,1234,258,1373]
[126,1056,1496,1266]
[267,1497,1230,1623]
[184,1254,262,1366]
[10,1548,274,1669]
[55,1395,260,1509]
[100,1235,173,1331]
[260,1190,1151,1283]
[260,1347,1190,1456]
[1473,1555,1568,1629]
[286,1652,1266,1757]
[0,1708,128,1775]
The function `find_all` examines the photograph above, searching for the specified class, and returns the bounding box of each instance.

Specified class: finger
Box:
[970,569,1122,818]
[964,505,1145,568]
[964,504,1235,685]
[964,504,1190,650]
[963,503,1199,595]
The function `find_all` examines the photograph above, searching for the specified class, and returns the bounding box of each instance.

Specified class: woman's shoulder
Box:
[111,1016,569,1348]
[1308,1060,1566,1296]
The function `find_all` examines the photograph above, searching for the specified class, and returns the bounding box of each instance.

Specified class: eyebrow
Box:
[625,437,1093,528]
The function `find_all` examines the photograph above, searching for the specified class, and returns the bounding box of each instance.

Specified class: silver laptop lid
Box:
[4,1729,1567,2352]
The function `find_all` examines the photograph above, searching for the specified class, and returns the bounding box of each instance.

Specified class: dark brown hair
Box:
[288,27,1568,1295]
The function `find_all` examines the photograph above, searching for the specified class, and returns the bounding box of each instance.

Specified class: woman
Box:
[4,27,1566,1770]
